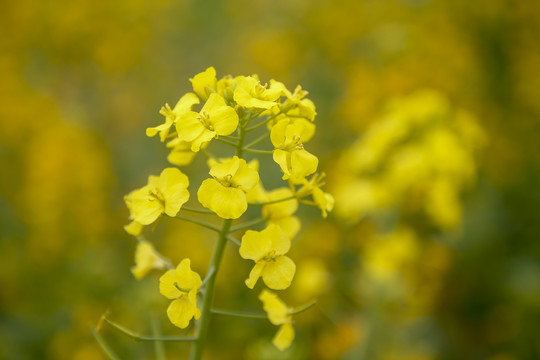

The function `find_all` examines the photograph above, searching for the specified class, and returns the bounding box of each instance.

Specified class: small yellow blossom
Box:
[297,173,334,218]
[159,259,202,329]
[234,75,282,110]
[190,67,218,101]
[176,93,239,152]
[239,224,296,290]
[259,290,295,351]
[131,240,167,280]
[198,156,259,219]
[270,80,317,122]
[262,188,301,239]
[271,118,318,182]
[146,93,200,142]
[124,168,190,225]
[166,137,197,166]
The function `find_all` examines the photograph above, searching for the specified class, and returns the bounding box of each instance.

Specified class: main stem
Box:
[189,117,247,360]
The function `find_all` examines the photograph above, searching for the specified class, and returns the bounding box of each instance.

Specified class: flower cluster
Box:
[122,67,331,353]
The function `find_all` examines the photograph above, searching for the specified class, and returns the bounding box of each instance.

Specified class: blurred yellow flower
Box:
[198,156,259,219]
[239,224,295,290]
[176,93,238,151]
[124,167,190,225]
[147,92,200,142]
[166,137,197,167]
[262,187,301,239]
[259,289,294,351]
[159,259,202,329]
[297,173,334,218]
[131,240,167,280]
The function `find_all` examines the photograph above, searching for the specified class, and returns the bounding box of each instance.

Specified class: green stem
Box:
[216,137,237,147]
[181,206,215,215]
[150,315,167,360]
[211,309,268,319]
[244,132,269,149]
[227,235,241,246]
[174,214,220,232]
[289,300,317,315]
[90,326,122,360]
[245,112,281,132]
[105,318,196,342]
[189,219,233,360]
[242,148,273,155]
[230,217,266,232]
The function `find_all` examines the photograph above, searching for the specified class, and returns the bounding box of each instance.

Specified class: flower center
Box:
[253,82,268,98]
[216,174,236,187]
[197,111,214,131]
[262,250,277,262]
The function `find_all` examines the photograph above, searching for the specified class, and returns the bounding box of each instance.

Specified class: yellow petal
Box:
[273,323,295,351]
[158,168,190,217]
[259,289,290,325]
[273,149,291,179]
[190,67,217,101]
[240,229,272,261]
[176,112,204,142]
[124,221,143,236]
[126,186,163,225]
[232,159,259,190]
[245,262,265,289]
[262,255,296,290]
[262,188,297,218]
[197,179,247,219]
[131,240,165,280]
[267,224,291,256]
[190,129,215,151]
[270,119,289,148]
[209,156,240,180]
[167,297,198,329]
[159,269,182,299]
[267,216,301,239]
[290,149,318,180]
[174,258,202,290]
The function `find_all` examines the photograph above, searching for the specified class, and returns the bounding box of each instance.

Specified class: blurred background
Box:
[1,0,540,359]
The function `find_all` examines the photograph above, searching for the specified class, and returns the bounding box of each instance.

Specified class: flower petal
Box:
[262,255,296,290]
[197,179,247,219]
[245,262,265,289]
[273,323,295,351]
[167,297,198,329]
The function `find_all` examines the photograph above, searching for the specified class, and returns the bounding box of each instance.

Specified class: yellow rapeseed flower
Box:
[296,173,334,218]
[271,118,318,182]
[124,167,190,225]
[159,259,202,329]
[259,290,295,351]
[239,224,296,290]
[176,93,239,152]
[234,75,282,110]
[190,67,218,101]
[146,93,200,142]
[198,156,259,219]
[166,137,197,166]
[131,240,167,280]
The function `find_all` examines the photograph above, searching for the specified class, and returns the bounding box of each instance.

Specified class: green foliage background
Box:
[1,0,539,359]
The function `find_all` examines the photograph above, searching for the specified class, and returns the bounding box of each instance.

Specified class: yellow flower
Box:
[124,168,190,225]
[190,67,218,101]
[271,118,318,182]
[233,75,282,110]
[239,224,296,290]
[166,137,197,166]
[146,93,200,142]
[198,156,259,219]
[123,220,143,236]
[262,188,301,239]
[259,290,295,351]
[270,80,317,122]
[131,240,167,280]
[176,93,239,151]
[159,259,202,329]
[297,173,334,218]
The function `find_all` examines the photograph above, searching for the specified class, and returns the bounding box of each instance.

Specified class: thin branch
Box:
[223,135,239,141]
[181,206,215,215]
[244,132,270,149]
[248,195,296,206]
[150,316,167,360]
[289,300,317,316]
[242,148,273,155]
[90,326,122,360]
[174,214,221,232]
[226,235,241,246]
[245,112,281,132]
[216,137,237,147]
[230,217,267,232]
[211,309,267,319]
[105,318,197,342]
